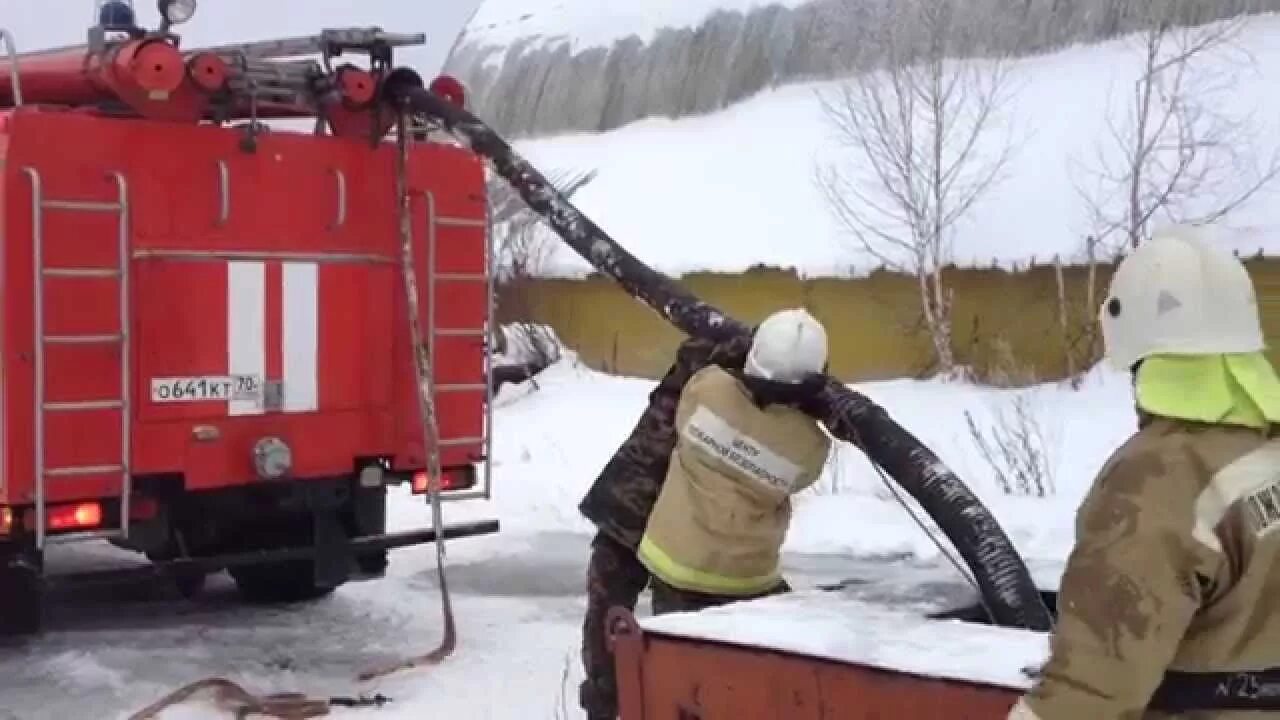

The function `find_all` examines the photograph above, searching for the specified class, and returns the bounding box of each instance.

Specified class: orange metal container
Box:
[609,591,1050,720]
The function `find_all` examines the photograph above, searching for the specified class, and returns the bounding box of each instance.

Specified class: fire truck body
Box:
[0,5,499,635]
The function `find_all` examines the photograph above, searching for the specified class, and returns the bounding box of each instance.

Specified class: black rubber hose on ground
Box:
[386,74,1053,633]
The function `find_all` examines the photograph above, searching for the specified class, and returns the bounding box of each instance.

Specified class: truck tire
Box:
[228,512,341,604]
[173,568,207,599]
[356,549,388,575]
[0,546,42,636]
[230,559,337,604]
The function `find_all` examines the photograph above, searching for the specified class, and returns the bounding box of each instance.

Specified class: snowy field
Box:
[0,354,1138,718]
[506,13,1280,278]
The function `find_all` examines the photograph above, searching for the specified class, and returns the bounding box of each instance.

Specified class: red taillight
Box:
[26,502,103,532]
[411,467,475,494]
[0,507,12,536]
[428,74,467,109]
[51,502,102,531]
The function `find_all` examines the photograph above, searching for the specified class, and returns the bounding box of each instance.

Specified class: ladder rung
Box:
[44,400,124,411]
[45,464,124,478]
[437,383,486,392]
[43,267,120,278]
[44,334,123,345]
[435,216,486,229]
[42,200,123,212]
[437,437,483,447]
[435,273,486,281]
[434,328,485,337]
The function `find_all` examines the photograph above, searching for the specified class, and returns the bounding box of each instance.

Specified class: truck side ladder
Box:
[423,190,493,502]
[22,167,131,550]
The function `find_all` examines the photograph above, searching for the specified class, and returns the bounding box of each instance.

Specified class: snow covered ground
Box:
[505,13,1280,278]
[0,354,1137,718]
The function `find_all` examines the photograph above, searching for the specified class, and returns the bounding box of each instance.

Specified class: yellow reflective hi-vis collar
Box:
[1136,353,1280,430]
[636,535,781,597]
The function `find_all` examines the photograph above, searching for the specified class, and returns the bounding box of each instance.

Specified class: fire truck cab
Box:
[0,1,499,635]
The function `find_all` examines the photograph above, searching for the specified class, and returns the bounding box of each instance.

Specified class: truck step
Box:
[43,529,123,546]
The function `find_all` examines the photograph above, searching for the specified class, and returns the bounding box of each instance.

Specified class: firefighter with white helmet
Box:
[636,308,833,613]
[1010,225,1280,719]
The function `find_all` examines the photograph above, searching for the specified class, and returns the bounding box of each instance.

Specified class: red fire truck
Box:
[0,0,499,636]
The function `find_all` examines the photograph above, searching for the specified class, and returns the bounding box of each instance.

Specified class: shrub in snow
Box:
[963,343,1059,497]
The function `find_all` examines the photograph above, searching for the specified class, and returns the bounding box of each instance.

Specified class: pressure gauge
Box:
[160,0,197,25]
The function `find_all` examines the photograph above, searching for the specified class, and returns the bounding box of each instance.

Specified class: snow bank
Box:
[508,14,1280,278]
[462,0,811,54]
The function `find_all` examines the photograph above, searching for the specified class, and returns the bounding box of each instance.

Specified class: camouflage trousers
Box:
[578,532,792,719]
[579,532,650,720]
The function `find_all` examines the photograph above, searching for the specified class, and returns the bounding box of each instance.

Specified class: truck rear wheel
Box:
[0,545,42,636]
[228,508,344,604]
[229,559,337,604]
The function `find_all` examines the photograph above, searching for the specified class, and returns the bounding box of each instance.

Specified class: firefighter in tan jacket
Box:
[637,308,833,613]
[1010,225,1280,719]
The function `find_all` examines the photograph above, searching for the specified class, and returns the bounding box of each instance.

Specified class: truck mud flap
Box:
[313,506,355,588]
[41,519,500,591]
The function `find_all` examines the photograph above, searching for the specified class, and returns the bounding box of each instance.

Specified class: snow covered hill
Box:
[462,0,801,53]
[446,0,1280,137]
[503,13,1280,278]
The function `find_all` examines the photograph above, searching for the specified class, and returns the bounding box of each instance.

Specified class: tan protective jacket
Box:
[637,365,831,596]
[1012,416,1280,719]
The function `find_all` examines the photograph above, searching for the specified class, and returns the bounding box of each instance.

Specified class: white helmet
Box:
[745,308,829,383]
[1099,224,1265,371]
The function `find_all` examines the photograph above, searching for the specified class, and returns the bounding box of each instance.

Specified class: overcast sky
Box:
[0,0,485,75]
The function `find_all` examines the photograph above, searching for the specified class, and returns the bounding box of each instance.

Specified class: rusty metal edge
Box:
[607,607,647,720]
[626,619,1028,697]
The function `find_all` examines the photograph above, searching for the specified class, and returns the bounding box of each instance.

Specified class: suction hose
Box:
[385,72,1053,632]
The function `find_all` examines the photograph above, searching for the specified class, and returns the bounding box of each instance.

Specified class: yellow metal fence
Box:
[500,260,1280,385]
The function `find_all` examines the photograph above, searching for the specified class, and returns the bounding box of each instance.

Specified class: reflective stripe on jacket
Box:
[637,365,831,596]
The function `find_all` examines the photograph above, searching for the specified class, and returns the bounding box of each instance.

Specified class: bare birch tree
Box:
[815,0,1020,377]
[488,167,597,373]
[1079,14,1280,253]
[1063,12,1280,376]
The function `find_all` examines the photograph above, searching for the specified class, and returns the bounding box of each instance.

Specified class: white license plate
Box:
[150,375,262,403]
